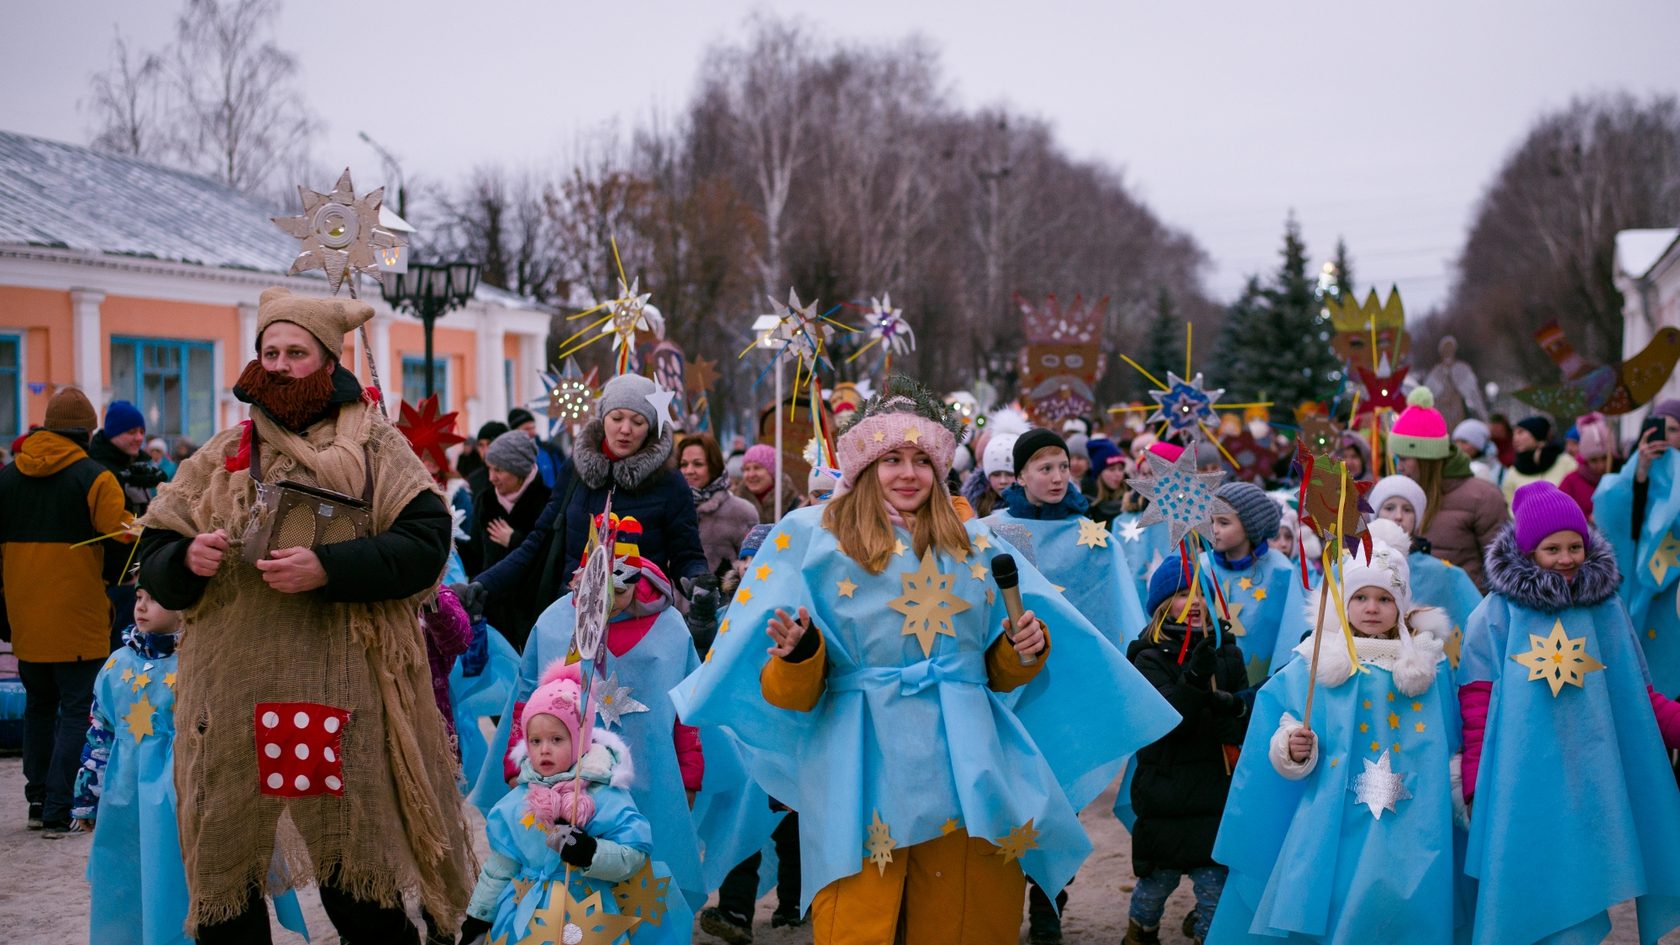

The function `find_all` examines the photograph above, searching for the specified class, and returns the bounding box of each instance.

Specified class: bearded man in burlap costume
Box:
[138,288,473,943]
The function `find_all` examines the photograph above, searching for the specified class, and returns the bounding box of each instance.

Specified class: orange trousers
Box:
[809,829,1028,945]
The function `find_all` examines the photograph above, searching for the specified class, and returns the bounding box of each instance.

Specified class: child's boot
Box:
[698,906,753,944]
[1123,919,1161,945]
[1027,882,1066,944]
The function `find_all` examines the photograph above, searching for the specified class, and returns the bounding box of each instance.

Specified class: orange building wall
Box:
[101,295,244,388]
[388,321,476,413]
[0,286,74,425]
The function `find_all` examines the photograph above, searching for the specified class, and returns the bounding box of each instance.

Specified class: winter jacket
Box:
[475,420,708,609]
[0,431,134,661]
[471,475,552,648]
[1500,446,1578,506]
[694,477,759,574]
[1126,625,1250,873]
[1420,451,1509,592]
[733,473,802,525]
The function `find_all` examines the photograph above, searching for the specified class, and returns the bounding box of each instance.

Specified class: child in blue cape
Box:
[1112,441,1187,606]
[672,377,1180,945]
[1592,409,1680,695]
[1197,482,1294,684]
[1460,481,1680,945]
[459,660,689,945]
[1125,559,1250,945]
[73,587,308,945]
[1207,533,1464,945]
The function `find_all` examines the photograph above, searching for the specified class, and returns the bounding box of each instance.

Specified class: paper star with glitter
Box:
[1117,518,1145,543]
[865,810,897,875]
[1076,517,1110,549]
[602,277,661,352]
[595,672,650,729]
[527,886,639,945]
[272,168,404,293]
[124,696,156,742]
[395,395,465,472]
[1350,750,1411,820]
[1512,619,1605,696]
[1651,531,1680,584]
[644,385,677,437]
[1127,443,1227,546]
[611,861,670,927]
[994,819,1040,863]
[1146,371,1225,435]
[889,551,973,658]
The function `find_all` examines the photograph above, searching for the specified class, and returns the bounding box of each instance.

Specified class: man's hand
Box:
[186,529,230,577]
[255,546,328,593]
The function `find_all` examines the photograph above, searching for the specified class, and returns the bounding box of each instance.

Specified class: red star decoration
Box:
[1354,365,1410,421]
[395,395,465,471]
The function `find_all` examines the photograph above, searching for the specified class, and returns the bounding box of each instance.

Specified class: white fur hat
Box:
[983,433,1020,477]
[1300,532,1447,696]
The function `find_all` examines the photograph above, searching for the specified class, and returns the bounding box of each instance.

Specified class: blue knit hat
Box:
[739,524,774,559]
[102,400,145,438]
[1087,437,1125,472]
[1146,557,1191,617]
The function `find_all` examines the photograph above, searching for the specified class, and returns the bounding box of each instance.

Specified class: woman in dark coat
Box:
[469,430,552,649]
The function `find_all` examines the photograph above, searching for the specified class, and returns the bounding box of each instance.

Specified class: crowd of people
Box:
[4,287,1680,945]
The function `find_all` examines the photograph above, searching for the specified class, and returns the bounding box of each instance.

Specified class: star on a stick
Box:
[889,551,973,658]
[1146,372,1225,435]
[124,696,156,741]
[994,819,1041,863]
[1127,443,1227,547]
[1076,517,1110,549]
[595,672,650,729]
[1512,619,1605,696]
[1350,750,1411,820]
[865,810,897,875]
[644,386,677,436]
[271,168,403,293]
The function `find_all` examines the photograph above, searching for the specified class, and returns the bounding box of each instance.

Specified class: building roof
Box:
[1615,228,1680,280]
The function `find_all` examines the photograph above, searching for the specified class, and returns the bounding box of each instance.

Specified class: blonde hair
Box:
[1412,457,1445,533]
[823,460,972,574]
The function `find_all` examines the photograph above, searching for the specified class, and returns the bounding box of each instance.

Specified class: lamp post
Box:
[381,260,479,399]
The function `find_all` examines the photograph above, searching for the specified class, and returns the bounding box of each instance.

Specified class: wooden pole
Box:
[1302,576,1333,730]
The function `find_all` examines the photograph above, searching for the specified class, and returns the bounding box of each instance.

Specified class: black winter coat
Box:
[471,477,552,649]
[1127,627,1250,874]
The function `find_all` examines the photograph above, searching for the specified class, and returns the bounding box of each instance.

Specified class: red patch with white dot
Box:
[254,702,349,797]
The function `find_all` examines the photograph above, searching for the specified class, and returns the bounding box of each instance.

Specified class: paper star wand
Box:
[1108,323,1271,466]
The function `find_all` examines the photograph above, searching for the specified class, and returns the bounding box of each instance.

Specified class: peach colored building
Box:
[0,130,551,448]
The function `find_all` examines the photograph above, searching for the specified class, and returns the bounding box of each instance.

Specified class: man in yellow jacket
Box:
[0,387,133,833]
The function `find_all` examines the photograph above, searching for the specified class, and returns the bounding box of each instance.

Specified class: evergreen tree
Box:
[1139,288,1185,396]
[1332,237,1355,301]
[1211,276,1267,395]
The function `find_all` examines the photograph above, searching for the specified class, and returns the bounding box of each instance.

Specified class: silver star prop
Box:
[272,168,404,293]
[594,672,650,729]
[1350,750,1412,820]
[1145,371,1226,437]
[601,277,663,350]
[1127,444,1227,547]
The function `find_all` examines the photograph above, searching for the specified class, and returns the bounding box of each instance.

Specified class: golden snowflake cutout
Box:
[611,861,669,927]
[888,551,973,658]
[527,885,639,945]
[271,168,404,293]
[1075,517,1110,549]
[865,809,897,875]
[1651,531,1680,584]
[994,819,1040,863]
[1511,619,1605,697]
[1445,626,1464,669]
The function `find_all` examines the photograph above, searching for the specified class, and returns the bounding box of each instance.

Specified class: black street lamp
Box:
[381,260,480,398]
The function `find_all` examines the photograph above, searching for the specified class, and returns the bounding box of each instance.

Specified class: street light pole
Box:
[381,260,480,402]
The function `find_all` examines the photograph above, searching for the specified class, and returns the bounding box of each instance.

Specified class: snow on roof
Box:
[1615,228,1680,280]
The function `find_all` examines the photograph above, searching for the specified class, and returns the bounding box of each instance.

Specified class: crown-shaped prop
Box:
[1014,292,1107,345]
[1325,287,1404,335]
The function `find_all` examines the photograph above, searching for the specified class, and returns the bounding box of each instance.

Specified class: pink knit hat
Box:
[1512,481,1591,553]
[743,443,778,470]
[1148,441,1186,463]
[834,377,960,491]
[1387,387,1451,460]
[521,660,592,760]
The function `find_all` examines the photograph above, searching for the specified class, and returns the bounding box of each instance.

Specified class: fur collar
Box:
[1295,604,1449,697]
[572,418,674,491]
[509,727,636,788]
[1484,525,1620,613]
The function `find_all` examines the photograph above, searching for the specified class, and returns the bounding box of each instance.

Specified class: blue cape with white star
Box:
[1594,450,1680,696]
[1271,553,1482,675]
[670,506,1179,911]
[1459,592,1680,945]
[1111,511,1177,607]
[1207,649,1466,945]
[981,510,1148,648]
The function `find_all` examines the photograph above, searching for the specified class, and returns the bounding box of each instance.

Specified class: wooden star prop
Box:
[272,168,404,293]
[526,886,638,945]
[1651,531,1680,585]
[1349,750,1411,820]
[611,861,670,928]
[1146,372,1225,435]
[889,551,973,658]
[994,819,1040,863]
[1076,517,1110,549]
[837,577,858,598]
[1128,443,1226,547]
[595,672,650,729]
[395,395,464,471]
[1512,619,1605,696]
[865,810,897,875]
[124,695,156,742]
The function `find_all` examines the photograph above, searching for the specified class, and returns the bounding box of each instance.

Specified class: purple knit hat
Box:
[1511,481,1590,553]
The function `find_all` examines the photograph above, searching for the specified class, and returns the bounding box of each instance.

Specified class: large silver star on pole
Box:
[1350,750,1412,820]
[1145,372,1225,437]
[272,168,404,293]
[1127,443,1227,547]
[594,672,650,729]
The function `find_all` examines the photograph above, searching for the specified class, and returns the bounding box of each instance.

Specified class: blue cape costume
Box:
[671,506,1180,910]
[1147,550,1294,685]
[983,502,1147,648]
[1272,553,1482,674]
[1112,510,1176,609]
[1461,579,1680,945]
[1594,450,1680,696]
[483,780,691,945]
[443,551,520,799]
[1208,643,1466,944]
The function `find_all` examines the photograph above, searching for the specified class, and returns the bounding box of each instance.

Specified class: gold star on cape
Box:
[121,668,134,684]
[888,551,973,658]
[1512,619,1605,696]
[1652,532,1680,584]
[736,587,753,604]
[131,671,150,693]
[1350,750,1411,820]
[892,538,908,557]
[1076,517,1110,549]
[755,564,773,582]
[941,818,962,836]
[1224,598,1247,637]
[837,578,858,598]
[163,671,177,689]
[1445,626,1464,669]
[1238,576,1254,591]
[103,655,117,671]
[123,696,156,742]
[611,861,670,927]
[718,618,730,635]
[994,819,1040,863]
[865,810,897,875]
[969,563,987,581]
[774,533,791,552]
[526,886,638,945]
[271,168,404,292]
[1253,588,1268,601]
[972,533,992,553]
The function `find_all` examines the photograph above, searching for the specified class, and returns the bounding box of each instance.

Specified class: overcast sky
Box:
[5,0,1678,315]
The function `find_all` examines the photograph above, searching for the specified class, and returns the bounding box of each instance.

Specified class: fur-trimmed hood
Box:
[1296,601,1449,697]
[1484,523,1620,613]
[573,418,674,492]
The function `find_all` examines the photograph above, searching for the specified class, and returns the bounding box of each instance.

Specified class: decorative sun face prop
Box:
[271,168,404,293]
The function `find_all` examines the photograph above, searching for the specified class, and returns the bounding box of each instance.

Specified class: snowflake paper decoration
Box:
[1146,371,1225,436]
[1512,619,1606,697]
[994,819,1040,863]
[888,551,973,658]
[394,395,463,472]
[594,672,650,729]
[1076,517,1111,550]
[1350,750,1411,820]
[865,810,897,875]
[527,886,639,945]
[611,861,670,927]
[1127,444,1227,547]
[271,168,404,293]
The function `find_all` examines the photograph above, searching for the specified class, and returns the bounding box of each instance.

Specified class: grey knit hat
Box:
[1215,481,1282,546]
[596,373,660,428]
[485,430,536,480]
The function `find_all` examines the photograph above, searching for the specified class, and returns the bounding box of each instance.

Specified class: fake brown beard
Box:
[235,358,337,429]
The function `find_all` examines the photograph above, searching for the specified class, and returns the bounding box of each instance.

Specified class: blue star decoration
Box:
[1146,371,1225,435]
[1127,442,1227,547]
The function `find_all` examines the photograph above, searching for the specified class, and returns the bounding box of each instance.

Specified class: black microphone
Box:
[989,553,1037,667]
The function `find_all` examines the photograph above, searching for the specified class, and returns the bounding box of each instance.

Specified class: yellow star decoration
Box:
[510,876,537,903]
[611,860,670,927]
[837,578,858,598]
[755,564,773,582]
[888,551,973,658]
[994,819,1040,864]
[1446,626,1465,669]
[972,533,992,553]
[1387,693,1396,702]
[1238,577,1254,591]
[104,655,117,671]
[163,671,177,689]
[1362,700,1372,709]
[123,696,156,742]
[1370,740,1381,752]
[969,563,987,582]
[1075,517,1110,550]
[893,539,909,557]
[1410,701,1423,712]
[1387,711,1401,730]
[1652,532,1680,584]
[865,810,897,875]
[1253,588,1269,602]
[1224,598,1248,637]
[131,672,151,693]
[520,811,543,832]
[121,668,134,684]
[736,587,754,604]
[775,533,791,552]
[940,818,962,836]
[718,619,730,635]
[526,886,638,945]
[1512,619,1606,697]
[986,587,996,606]
[903,426,922,444]
[872,430,886,443]
[1359,722,1369,733]
[1414,721,1427,733]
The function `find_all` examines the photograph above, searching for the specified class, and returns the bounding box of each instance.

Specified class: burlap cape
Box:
[141,400,475,933]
